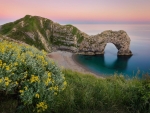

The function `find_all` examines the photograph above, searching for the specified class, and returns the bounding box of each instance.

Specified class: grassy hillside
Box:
[1,69,150,113]
[0,15,86,52]
[0,15,49,50]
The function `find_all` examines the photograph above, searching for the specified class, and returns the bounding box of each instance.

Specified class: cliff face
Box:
[78,30,132,55]
[0,15,87,52]
[0,15,132,55]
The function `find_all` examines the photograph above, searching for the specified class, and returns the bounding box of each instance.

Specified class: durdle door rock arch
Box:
[78,30,132,55]
[0,15,132,55]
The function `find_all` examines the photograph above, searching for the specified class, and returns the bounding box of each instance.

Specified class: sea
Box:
[73,24,150,78]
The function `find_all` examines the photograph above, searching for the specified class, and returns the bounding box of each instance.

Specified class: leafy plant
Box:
[0,40,67,112]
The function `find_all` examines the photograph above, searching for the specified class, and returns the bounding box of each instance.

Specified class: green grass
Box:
[0,15,50,51]
[0,15,86,52]
[0,22,15,34]
[1,69,150,113]
[47,70,150,113]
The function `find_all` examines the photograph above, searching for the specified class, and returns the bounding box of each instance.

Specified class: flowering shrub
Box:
[0,40,67,112]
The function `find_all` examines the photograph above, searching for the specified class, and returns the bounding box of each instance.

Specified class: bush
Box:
[0,40,67,112]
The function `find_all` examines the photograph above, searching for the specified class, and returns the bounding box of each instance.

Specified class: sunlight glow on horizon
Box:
[0,0,150,25]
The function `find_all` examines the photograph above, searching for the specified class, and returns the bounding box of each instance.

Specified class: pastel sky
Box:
[0,0,150,25]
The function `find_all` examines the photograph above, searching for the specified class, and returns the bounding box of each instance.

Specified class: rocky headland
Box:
[0,15,132,56]
[79,30,132,55]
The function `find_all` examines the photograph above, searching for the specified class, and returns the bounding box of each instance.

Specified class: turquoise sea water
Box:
[73,24,150,78]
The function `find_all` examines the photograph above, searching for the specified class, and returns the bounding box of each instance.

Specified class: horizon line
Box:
[0,17,150,25]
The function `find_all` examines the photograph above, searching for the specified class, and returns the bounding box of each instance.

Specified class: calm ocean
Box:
[73,24,150,78]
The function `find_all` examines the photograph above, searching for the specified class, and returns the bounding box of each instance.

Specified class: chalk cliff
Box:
[0,15,87,52]
[0,15,132,55]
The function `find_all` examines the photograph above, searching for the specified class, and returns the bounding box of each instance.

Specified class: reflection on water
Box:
[104,56,132,70]
[73,24,150,78]
[75,55,132,76]
[81,55,132,71]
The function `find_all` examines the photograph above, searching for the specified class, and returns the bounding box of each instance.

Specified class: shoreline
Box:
[72,53,104,78]
[48,51,103,78]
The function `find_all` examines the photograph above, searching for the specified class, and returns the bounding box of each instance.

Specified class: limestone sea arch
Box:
[0,15,132,55]
[78,30,132,55]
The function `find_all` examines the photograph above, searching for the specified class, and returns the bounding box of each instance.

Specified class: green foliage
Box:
[7,31,46,51]
[1,68,150,113]
[77,35,84,44]
[72,26,78,35]
[48,70,150,113]
[0,22,15,34]
[0,16,49,51]
[0,40,66,112]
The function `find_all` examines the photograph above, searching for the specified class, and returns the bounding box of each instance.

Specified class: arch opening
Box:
[104,43,118,55]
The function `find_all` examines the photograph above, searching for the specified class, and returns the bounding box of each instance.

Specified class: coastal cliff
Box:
[0,15,88,52]
[0,15,132,55]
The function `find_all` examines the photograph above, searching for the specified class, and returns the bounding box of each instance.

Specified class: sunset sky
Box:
[0,0,150,25]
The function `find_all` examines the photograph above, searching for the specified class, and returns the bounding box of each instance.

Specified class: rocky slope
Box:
[0,15,132,55]
[0,15,88,52]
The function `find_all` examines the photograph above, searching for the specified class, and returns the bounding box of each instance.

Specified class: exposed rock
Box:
[0,15,132,56]
[37,30,51,52]
[19,21,25,27]
[40,19,43,28]
[12,28,17,32]
[78,30,132,55]
[46,30,51,39]
[25,32,35,41]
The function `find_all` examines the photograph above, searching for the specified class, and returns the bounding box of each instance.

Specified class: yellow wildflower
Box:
[0,79,2,83]
[63,81,67,86]
[35,93,40,98]
[53,86,58,91]
[3,77,11,86]
[24,86,28,90]
[14,62,18,66]
[54,92,57,95]
[19,90,24,95]
[36,102,48,112]
[0,60,2,67]
[24,74,27,78]
[3,63,6,66]
[15,81,18,85]
[62,81,67,90]
[30,75,40,83]
[4,77,9,81]
[5,66,10,71]
[47,72,51,77]
[5,81,9,86]
[49,87,53,90]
